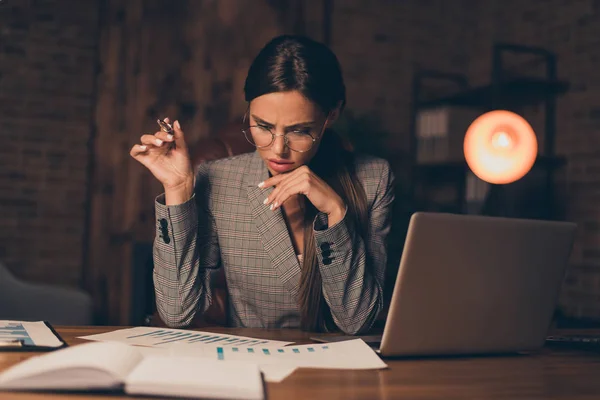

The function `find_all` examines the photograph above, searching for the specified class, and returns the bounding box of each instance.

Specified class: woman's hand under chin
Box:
[259,165,346,226]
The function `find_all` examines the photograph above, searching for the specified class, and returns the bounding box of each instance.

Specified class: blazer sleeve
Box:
[313,159,395,335]
[152,163,221,328]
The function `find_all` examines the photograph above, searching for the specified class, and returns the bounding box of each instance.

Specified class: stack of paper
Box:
[78,327,387,383]
[169,338,388,381]
[79,327,293,348]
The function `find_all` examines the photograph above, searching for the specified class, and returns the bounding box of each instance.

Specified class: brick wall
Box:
[328,0,478,150]
[0,0,99,287]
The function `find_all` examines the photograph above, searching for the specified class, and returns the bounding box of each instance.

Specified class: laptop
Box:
[313,212,577,357]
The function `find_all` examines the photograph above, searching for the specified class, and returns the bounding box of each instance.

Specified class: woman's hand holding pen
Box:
[130,118,195,205]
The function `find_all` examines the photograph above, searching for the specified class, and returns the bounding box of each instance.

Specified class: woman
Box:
[130,35,395,334]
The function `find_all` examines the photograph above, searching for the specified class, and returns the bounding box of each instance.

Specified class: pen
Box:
[157,118,176,150]
[0,339,24,348]
[157,118,173,134]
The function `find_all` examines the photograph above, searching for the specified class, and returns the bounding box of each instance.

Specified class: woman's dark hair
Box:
[244,35,346,114]
[244,35,368,332]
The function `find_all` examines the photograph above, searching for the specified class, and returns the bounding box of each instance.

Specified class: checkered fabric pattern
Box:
[153,151,395,334]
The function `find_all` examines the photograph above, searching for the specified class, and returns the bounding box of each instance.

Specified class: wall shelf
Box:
[408,42,570,219]
[416,77,569,110]
[414,155,567,174]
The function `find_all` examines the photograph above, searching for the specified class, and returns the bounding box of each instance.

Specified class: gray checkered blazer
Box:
[153,150,395,334]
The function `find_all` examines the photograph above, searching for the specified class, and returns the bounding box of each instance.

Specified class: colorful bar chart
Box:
[168,338,388,373]
[79,327,293,348]
[0,322,34,345]
[215,343,331,361]
[124,329,277,347]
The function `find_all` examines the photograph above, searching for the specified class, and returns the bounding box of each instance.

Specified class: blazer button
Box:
[322,249,332,258]
[322,258,332,265]
[158,219,170,244]
[320,242,331,251]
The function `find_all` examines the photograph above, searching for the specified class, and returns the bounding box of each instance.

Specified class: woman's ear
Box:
[325,101,343,128]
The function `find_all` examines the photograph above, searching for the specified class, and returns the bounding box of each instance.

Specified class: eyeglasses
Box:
[242,113,327,153]
[243,126,320,153]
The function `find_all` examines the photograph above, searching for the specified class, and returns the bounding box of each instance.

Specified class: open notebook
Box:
[0,341,264,400]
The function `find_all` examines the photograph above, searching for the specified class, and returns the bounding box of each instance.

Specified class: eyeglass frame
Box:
[241,109,329,153]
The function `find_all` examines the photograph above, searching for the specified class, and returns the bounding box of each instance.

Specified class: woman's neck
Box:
[281,195,305,256]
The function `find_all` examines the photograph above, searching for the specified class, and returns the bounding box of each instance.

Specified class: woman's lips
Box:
[268,159,295,173]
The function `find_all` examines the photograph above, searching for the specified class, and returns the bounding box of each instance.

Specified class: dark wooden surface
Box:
[1,326,600,399]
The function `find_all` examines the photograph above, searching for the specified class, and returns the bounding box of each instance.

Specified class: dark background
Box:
[0,0,598,326]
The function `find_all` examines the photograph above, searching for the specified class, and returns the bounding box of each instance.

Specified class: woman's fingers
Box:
[264,173,291,205]
[130,118,190,176]
[270,175,305,210]
[140,134,167,147]
[131,131,172,159]
[172,120,188,150]
[153,129,175,143]
[259,171,288,189]
[130,144,148,157]
[266,173,300,209]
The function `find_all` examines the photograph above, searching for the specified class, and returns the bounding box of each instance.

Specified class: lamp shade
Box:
[463,110,538,184]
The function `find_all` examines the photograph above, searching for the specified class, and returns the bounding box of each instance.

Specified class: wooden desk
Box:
[1,326,600,399]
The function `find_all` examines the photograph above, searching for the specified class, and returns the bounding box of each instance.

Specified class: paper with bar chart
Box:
[0,321,63,348]
[169,339,387,370]
[79,327,294,348]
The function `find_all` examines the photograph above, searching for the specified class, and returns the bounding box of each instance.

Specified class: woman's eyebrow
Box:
[251,114,316,128]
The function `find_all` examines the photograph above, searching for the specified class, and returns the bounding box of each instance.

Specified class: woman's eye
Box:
[292,129,311,135]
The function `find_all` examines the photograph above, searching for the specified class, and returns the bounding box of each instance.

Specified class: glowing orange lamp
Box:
[463,110,538,184]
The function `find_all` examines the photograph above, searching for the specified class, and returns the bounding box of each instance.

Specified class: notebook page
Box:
[0,342,143,388]
[125,356,264,400]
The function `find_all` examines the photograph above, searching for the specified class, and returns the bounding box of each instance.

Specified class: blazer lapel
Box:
[245,152,301,301]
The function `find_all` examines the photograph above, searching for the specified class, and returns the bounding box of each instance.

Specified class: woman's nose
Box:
[271,134,288,155]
